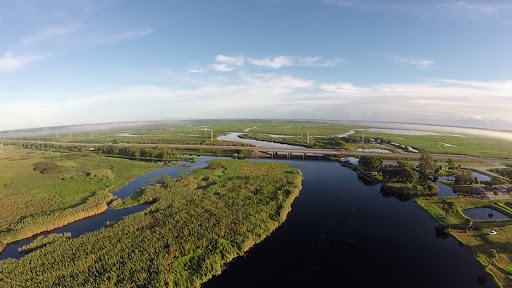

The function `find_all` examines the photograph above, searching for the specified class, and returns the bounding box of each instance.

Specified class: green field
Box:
[0,160,302,288]
[11,121,358,146]
[416,198,512,287]
[0,146,158,249]
[351,130,512,159]
[7,121,512,159]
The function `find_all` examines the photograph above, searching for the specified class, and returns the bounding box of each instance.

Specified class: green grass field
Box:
[416,197,512,287]
[10,120,512,159]
[351,130,512,159]
[0,146,158,247]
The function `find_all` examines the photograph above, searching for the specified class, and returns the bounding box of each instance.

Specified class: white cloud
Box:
[19,25,79,47]
[247,56,343,69]
[318,82,369,93]
[2,67,512,130]
[438,2,512,18]
[389,55,434,70]
[207,54,343,71]
[215,55,245,66]
[247,56,294,69]
[322,0,355,7]
[186,69,206,74]
[209,63,235,72]
[208,55,245,72]
[104,29,153,43]
[0,53,42,72]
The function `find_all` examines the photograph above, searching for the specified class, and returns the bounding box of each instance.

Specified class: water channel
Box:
[0,157,225,261]
[0,147,496,287]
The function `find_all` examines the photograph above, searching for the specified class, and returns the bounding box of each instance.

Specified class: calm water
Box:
[217,132,305,149]
[205,160,495,288]
[0,157,497,287]
[473,172,492,182]
[463,208,511,221]
[0,156,225,260]
[437,182,458,198]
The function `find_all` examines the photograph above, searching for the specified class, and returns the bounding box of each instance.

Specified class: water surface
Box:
[205,160,496,288]
[217,132,305,149]
[463,208,511,221]
[0,156,223,260]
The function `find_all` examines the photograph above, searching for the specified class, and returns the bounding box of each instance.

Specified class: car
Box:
[488,230,497,235]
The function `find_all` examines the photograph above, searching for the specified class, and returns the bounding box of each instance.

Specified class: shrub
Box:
[86,169,115,180]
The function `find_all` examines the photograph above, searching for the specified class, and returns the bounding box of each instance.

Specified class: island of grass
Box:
[349,154,440,196]
[0,146,159,253]
[0,160,303,287]
[416,197,512,287]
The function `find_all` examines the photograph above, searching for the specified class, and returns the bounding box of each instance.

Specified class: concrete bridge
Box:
[256,148,340,160]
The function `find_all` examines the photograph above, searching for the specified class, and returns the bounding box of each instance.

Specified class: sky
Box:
[1,0,512,131]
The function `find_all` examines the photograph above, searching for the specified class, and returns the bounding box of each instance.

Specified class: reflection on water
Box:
[463,208,511,221]
[205,159,496,288]
[217,132,306,149]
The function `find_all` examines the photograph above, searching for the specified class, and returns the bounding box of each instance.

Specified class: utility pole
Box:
[300,132,303,142]
[307,130,314,145]
[210,129,213,141]
[0,141,4,156]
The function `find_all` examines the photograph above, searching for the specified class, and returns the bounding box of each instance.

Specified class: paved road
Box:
[5,139,503,164]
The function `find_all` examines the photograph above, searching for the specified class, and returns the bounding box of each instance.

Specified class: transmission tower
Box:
[0,141,4,156]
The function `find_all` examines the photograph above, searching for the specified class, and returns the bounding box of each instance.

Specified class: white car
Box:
[488,230,497,235]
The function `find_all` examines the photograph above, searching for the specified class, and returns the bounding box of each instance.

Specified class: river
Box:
[0,157,496,287]
[204,159,495,288]
[217,132,306,149]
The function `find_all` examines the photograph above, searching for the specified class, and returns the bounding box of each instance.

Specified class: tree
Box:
[487,249,498,267]
[358,156,382,172]
[442,200,457,220]
[447,158,455,169]
[418,153,435,182]
[493,190,499,200]
[381,166,417,183]
[454,169,474,185]
[397,159,414,169]
[464,218,473,232]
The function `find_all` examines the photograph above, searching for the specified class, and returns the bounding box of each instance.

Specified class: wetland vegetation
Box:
[0,159,302,287]
[2,120,512,287]
[0,146,158,252]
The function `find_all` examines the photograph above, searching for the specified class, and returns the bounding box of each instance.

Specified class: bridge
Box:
[2,139,501,164]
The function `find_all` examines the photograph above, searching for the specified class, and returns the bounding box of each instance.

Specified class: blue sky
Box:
[1,0,511,131]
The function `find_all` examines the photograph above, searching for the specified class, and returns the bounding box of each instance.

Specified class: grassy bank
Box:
[0,160,303,287]
[0,146,158,250]
[351,130,512,159]
[416,197,512,287]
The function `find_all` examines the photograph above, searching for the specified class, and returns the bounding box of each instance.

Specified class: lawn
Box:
[416,197,512,287]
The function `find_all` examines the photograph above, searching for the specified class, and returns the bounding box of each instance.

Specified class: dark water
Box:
[439,172,491,182]
[0,205,149,260]
[437,182,458,198]
[204,160,496,288]
[463,208,511,221]
[0,157,498,287]
[473,172,491,182]
[0,156,225,260]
